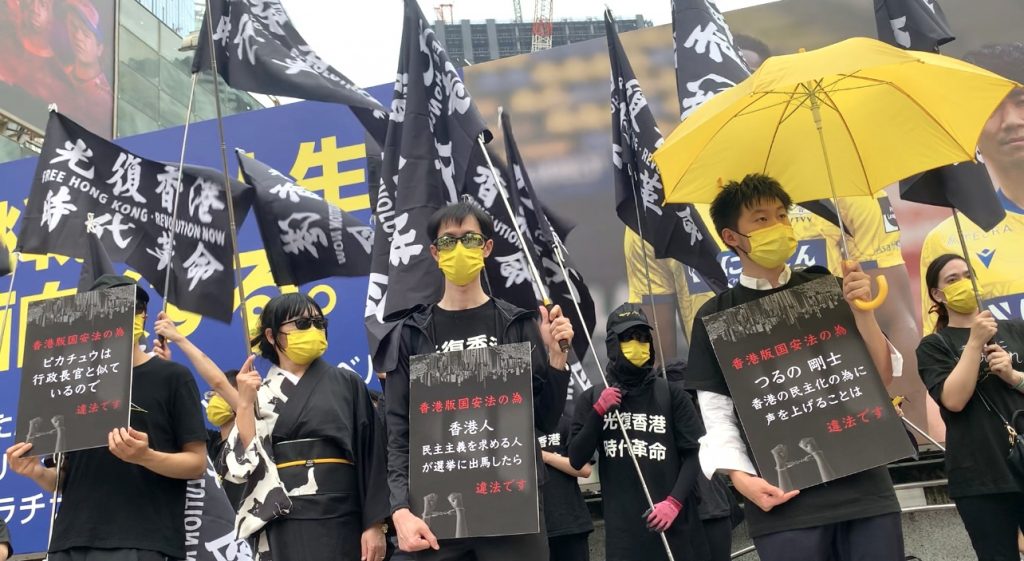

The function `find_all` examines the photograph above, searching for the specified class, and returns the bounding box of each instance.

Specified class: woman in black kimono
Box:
[223,293,390,561]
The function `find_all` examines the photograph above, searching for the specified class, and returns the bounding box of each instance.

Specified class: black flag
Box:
[185,460,255,561]
[193,0,387,144]
[77,229,117,291]
[671,0,849,235]
[900,163,1006,231]
[875,0,955,52]
[607,10,727,293]
[237,151,373,286]
[18,111,253,322]
[0,242,11,278]
[366,0,491,371]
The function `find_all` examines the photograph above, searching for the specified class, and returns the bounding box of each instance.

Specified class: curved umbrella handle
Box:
[852,276,889,311]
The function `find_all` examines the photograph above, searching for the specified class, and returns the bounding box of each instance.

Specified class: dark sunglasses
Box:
[619,327,652,343]
[281,316,328,330]
[433,232,488,252]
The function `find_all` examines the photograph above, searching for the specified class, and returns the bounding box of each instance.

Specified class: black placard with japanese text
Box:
[15,285,135,455]
[409,342,538,539]
[703,276,915,491]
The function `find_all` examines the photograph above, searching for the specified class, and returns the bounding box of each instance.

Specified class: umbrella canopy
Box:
[655,37,1019,205]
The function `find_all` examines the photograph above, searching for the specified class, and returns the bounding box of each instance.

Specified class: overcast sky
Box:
[282,0,778,89]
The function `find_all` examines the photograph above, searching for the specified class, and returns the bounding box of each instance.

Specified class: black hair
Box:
[964,43,1024,84]
[663,359,688,384]
[734,34,772,64]
[709,173,793,247]
[251,293,325,364]
[427,200,495,241]
[924,253,967,331]
[223,369,239,389]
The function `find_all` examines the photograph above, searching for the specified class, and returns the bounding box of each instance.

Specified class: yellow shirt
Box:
[625,193,904,342]
[919,209,1024,334]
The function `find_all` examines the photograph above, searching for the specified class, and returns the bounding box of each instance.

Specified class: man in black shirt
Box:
[5,275,208,561]
[385,201,573,560]
[686,175,904,561]
[539,413,593,561]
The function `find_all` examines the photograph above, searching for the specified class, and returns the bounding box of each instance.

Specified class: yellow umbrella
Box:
[654,36,1019,309]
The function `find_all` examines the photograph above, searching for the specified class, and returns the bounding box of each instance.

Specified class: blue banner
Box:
[0,92,387,553]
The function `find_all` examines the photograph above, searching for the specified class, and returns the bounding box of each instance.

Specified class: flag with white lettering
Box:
[193,0,387,144]
[366,0,490,372]
[18,111,253,323]
[875,0,954,52]
[607,10,727,293]
[237,151,373,286]
[185,459,254,561]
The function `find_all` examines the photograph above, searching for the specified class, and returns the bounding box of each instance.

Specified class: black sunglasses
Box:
[433,232,488,252]
[281,316,328,330]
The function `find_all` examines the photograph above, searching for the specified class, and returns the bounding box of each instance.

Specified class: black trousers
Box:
[752,512,904,561]
[702,516,733,561]
[49,548,174,561]
[955,492,1024,561]
[548,532,590,561]
[414,531,549,561]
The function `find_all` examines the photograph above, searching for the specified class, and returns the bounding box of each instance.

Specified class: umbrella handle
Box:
[852,276,889,311]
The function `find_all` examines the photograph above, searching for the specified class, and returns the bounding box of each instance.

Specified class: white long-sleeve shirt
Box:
[696,266,903,479]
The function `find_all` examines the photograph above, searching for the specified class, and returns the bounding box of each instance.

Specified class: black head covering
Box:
[87,274,148,309]
[605,303,655,390]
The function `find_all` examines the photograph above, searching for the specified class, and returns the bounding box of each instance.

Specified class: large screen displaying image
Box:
[0,0,115,136]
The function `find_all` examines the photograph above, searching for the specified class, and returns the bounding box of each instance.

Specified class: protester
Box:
[385,201,573,560]
[686,175,905,561]
[201,293,388,561]
[5,274,208,561]
[919,43,1024,333]
[539,413,593,561]
[569,303,708,561]
[0,518,10,561]
[664,360,742,561]
[916,253,1024,561]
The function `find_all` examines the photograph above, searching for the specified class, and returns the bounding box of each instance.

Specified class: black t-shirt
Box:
[917,322,1024,498]
[686,269,900,537]
[50,357,208,558]
[431,300,500,353]
[540,415,593,537]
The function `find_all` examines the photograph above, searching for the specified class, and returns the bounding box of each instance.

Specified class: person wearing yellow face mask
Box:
[216,293,390,561]
[567,303,708,561]
[685,175,906,561]
[917,254,1024,561]
[5,275,209,561]
[385,202,575,560]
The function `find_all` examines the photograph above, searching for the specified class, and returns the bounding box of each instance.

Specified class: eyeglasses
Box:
[281,316,328,330]
[433,232,488,252]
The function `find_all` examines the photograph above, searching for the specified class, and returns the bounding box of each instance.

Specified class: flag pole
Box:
[45,451,63,552]
[161,73,199,318]
[950,209,986,313]
[477,136,568,353]
[482,138,674,561]
[0,251,21,365]
[203,0,252,355]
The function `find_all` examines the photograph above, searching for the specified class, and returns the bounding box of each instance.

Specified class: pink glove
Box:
[644,496,682,532]
[593,387,622,416]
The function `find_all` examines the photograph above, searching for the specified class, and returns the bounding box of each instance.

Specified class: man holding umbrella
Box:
[686,174,906,560]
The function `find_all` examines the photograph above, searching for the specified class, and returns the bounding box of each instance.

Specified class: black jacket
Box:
[384,298,570,514]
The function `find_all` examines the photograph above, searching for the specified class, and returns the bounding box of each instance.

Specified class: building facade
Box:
[434,15,650,65]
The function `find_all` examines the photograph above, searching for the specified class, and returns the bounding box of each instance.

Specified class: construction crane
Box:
[512,0,523,23]
[435,3,453,24]
[531,0,553,52]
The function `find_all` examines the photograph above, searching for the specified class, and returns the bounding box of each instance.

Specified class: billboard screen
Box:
[0,0,116,136]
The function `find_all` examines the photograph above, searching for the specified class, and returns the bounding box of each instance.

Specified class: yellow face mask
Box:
[741,223,797,269]
[942,278,979,314]
[206,395,234,427]
[281,328,328,365]
[133,314,149,343]
[438,243,485,286]
[620,340,651,367]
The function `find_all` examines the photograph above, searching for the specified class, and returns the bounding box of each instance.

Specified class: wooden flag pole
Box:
[203,0,252,355]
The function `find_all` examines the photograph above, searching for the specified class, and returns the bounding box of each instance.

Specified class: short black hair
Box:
[223,369,239,389]
[251,293,325,365]
[427,200,494,241]
[734,34,772,62]
[709,173,793,241]
[964,43,1024,84]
